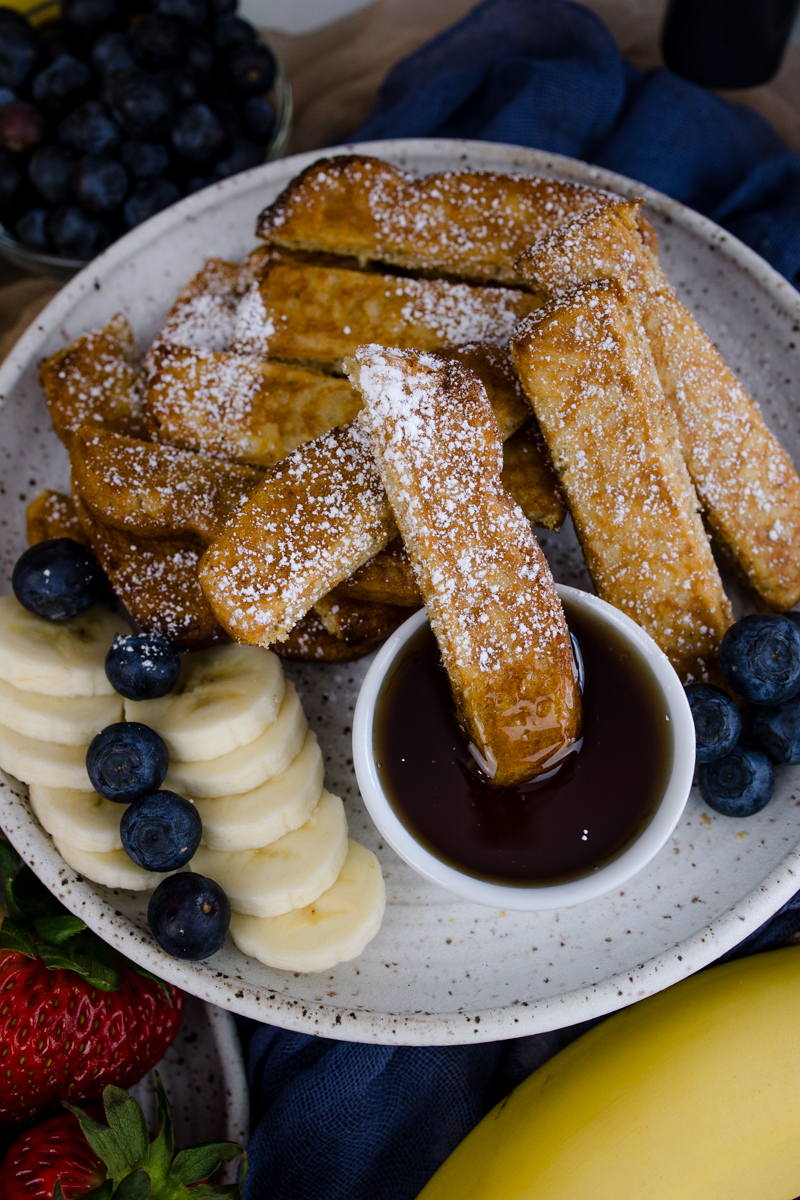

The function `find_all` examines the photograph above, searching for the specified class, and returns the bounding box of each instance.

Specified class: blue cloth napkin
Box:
[243,5,800,1196]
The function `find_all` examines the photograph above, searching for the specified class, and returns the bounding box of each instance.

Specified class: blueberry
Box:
[29,144,76,204]
[785,612,800,634]
[148,872,230,959]
[91,31,136,76]
[0,24,39,89]
[59,100,120,155]
[212,14,255,52]
[183,173,213,195]
[73,155,128,214]
[105,68,174,137]
[208,0,236,14]
[122,175,179,227]
[87,721,169,803]
[120,137,168,178]
[0,85,15,105]
[225,41,276,98]
[698,744,775,817]
[15,205,50,249]
[0,100,45,153]
[121,789,202,871]
[185,35,213,77]
[105,631,181,699]
[171,102,225,163]
[0,147,23,213]
[32,55,91,113]
[62,0,118,35]
[129,13,185,69]
[685,683,742,762]
[212,136,262,180]
[47,203,112,256]
[719,614,800,705]
[745,693,800,765]
[240,95,274,143]
[164,65,202,107]
[12,537,106,620]
[154,0,208,29]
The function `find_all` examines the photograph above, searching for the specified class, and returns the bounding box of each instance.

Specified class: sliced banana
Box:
[0,675,123,745]
[191,789,348,917]
[53,838,168,890]
[229,840,386,973]
[0,595,129,697]
[165,680,306,798]
[0,721,92,790]
[30,783,125,853]
[125,643,285,762]
[196,729,324,851]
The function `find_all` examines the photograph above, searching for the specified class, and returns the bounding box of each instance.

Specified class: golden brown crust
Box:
[272,608,388,662]
[40,313,147,451]
[335,538,421,607]
[350,346,581,788]
[26,489,90,547]
[512,279,733,683]
[518,201,800,612]
[500,420,566,530]
[256,155,627,286]
[70,427,263,543]
[312,592,411,645]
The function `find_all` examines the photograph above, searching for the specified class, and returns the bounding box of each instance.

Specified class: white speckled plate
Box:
[0,139,799,1046]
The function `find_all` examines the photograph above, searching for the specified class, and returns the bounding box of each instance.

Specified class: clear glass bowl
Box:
[0,19,293,280]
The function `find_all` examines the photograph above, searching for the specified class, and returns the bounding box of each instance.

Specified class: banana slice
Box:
[196,729,324,851]
[165,680,306,798]
[125,643,285,762]
[0,721,92,790]
[30,784,126,852]
[229,840,386,973]
[0,676,123,745]
[0,595,129,697]
[53,838,168,890]
[191,789,348,917]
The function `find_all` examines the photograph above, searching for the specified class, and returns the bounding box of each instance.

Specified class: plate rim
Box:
[1,136,799,1045]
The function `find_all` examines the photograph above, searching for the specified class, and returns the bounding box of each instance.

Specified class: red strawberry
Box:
[0,1109,105,1199]
[0,839,183,1128]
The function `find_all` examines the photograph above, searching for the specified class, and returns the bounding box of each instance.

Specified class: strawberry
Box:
[0,838,183,1128]
[0,1109,105,1199]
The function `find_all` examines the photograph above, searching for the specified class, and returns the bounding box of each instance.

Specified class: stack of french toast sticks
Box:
[35,155,800,723]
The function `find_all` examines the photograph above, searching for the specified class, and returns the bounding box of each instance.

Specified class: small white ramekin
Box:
[353,584,695,911]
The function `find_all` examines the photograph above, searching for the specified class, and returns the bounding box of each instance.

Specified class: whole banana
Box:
[419,946,800,1200]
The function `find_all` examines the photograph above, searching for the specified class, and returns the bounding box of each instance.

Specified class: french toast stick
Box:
[26,490,90,547]
[256,155,656,286]
[312,592,409,645]
[70,428,263,543]
[40,314,147,451]
[335,538,421,607]
[517,201,800,611]
[349,346,581,787]
[512,279,733,682]
[145,343,362,467]
[273,608,390,663]
[230,261,540,369]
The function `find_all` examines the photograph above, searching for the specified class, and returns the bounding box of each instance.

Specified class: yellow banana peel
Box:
[419,946,800,1200]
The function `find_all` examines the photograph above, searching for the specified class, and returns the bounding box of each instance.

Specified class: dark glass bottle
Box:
[661,0,800,88]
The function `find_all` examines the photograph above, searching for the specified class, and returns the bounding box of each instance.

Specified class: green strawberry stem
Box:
[65,1077,245,1200]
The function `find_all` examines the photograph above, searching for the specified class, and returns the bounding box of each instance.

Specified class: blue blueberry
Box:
[185,35,213,78]
[62,0,118,35]
[0,85,16,106]
[698,745,775,817]
[212,14,255,52]
[91,31,135,76]
[154,0,208,29]
[121,789,202,871]
[685,683,742,762]
[225,42,276,98]
[0,147,23,213]
[32,55,91,113]
[745,694,800,765]
[87,721,169,804]
[59,101,120,155]
[240,95,274,143]
[212,136,263,180]
[105,631,181,699]
[12,537,107,620]
[719,614,800,705]
[0,101,45,153]
[0,24,39,89]
[120,137,168,178]
[183,173,213,195]
[164,66,202,107]
[105,69,174,137]
[47,203,113,256]
[15,205,50,249]
[129,14,184,69]
[171,102,225,163]
[72,155,128,214]
[122,175,179,227]
[148,871,230,959]
[208,0,236,14]
[29,144,76,204]
[785,611,800,634]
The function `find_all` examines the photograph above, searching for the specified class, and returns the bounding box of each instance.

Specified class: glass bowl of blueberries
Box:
[0,0,291,278]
